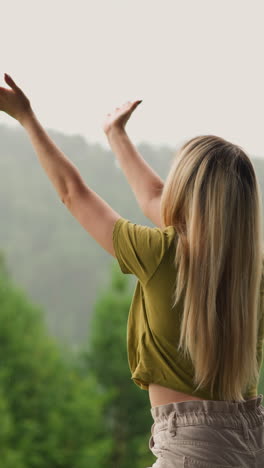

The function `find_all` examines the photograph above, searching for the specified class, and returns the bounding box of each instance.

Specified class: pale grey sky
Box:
[1,0,264,157]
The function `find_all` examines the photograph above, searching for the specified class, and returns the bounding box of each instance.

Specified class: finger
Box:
[130,100,142,111]
[4,73,20,91]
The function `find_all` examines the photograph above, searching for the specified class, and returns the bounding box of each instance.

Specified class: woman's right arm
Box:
[106,127,164,226]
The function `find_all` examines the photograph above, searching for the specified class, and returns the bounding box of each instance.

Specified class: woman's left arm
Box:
[0,74,122,257]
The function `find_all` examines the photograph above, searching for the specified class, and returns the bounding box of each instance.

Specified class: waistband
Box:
[151,394,264,420]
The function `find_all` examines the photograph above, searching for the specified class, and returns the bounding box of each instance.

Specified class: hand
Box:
[0,74,33,124]
[102,99,142,136]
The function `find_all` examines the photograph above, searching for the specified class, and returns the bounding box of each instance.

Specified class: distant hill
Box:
[0,123,178,347]
[0,123,263,347]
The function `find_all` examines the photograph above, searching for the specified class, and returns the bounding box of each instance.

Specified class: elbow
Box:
[61,188,71,205]
[61,194,67,204]
[62,174,85,205]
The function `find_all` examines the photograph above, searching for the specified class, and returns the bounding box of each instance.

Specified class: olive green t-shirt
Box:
[112,217,264,400]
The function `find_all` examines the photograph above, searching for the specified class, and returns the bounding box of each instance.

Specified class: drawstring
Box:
[167,410,177,437]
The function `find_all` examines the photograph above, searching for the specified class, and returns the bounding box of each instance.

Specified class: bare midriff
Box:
[148,383,257,408]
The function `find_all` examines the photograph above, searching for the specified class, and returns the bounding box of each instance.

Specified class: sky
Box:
[1,0,264,158]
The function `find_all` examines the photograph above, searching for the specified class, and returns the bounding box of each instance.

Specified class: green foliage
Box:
[0,259,113,467]
[81,263,155,468]
[258,363,264,394]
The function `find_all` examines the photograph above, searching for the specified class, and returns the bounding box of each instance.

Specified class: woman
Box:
[0,73,264,467]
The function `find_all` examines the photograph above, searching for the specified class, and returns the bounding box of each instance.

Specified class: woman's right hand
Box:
[102,100,142,136]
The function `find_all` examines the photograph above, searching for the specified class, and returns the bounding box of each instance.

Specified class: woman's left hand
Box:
[0,74,33,124]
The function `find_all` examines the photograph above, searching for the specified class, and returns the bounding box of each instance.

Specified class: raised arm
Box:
[0,73,123,257]
[104,101,164,227]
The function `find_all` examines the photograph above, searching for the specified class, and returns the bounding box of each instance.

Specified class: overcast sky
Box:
[1,0,264,158]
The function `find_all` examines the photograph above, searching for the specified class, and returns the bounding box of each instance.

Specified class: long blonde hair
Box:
[160,135,264,401]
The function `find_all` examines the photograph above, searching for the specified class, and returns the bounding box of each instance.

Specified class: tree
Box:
[0,252,113,467]
[81,263,156,468]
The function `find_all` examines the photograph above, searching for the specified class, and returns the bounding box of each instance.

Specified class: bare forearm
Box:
[20,111,83,203]
[107,128,164,212]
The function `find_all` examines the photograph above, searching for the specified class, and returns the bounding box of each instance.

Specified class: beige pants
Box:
[147,394,264,467]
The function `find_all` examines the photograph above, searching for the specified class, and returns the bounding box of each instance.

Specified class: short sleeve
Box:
[112,217,176,286]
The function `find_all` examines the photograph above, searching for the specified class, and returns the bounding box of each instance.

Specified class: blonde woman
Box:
[1,73,264,467]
